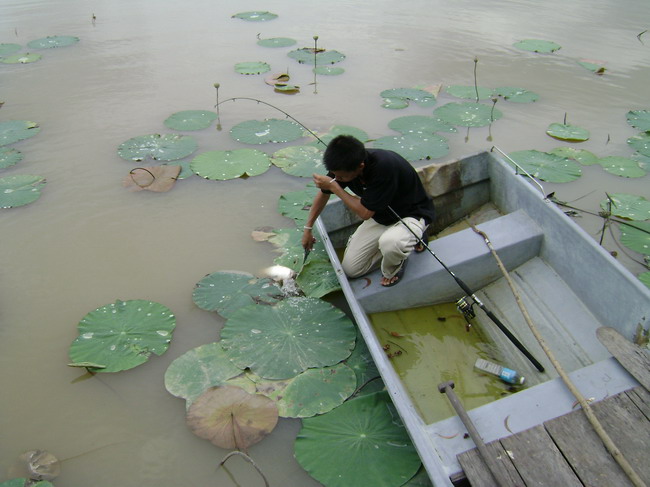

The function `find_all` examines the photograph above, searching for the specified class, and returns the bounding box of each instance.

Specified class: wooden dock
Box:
[458,386,650,487]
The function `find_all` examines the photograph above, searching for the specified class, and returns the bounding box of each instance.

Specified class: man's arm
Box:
[302,190,331,250]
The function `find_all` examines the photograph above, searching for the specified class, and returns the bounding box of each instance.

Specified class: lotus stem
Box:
[473,56,479,103]
[490,97,498,122]
[219,451,270,487]
[214,83,222,130]
[129,168,156,188]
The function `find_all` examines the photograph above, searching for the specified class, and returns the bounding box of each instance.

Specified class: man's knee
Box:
[341,257,366,278]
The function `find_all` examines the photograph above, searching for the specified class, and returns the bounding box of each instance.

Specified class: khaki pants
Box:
[341,217,426,279]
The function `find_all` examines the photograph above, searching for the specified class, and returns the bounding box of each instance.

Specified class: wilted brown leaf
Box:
[122,165,181,192]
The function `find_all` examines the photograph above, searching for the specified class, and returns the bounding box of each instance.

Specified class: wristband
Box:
[303,225,313,230]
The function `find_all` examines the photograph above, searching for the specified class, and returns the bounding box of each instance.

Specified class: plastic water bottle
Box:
[474,358,525,385]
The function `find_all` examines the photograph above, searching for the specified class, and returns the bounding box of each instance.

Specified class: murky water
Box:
[1,0,648,485]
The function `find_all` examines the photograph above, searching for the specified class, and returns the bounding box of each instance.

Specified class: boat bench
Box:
[350,209,544,314]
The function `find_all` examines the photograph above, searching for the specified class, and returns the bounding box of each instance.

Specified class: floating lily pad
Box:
[309,125,368,147]
[68,299,176,373]
[192,271,283,318]
[631,152,650,171]
[163,160,193,179]
[164,342,243,405]
[220,297,356,379]
[27,35,79,49]
[277,185,319,225]
[163,110,217,131]
[549,147,599,165]
[271,145,325,177]
[627,132,650,157]
[257,37,296,48]
[577,60,606,74]
[274,84,300,94]
[344,329,381,393]
[508,150,582,183]
[0,174,46,208]
[232,11,278,21]
[0,147,23,169]
[296,258,341,298]
[382,98,410,109]
[433,102,502,127]
[600,193,650,220]
[626,110,650,132]
[388,115,457,135]
[122,165,181,192]
[117,134,197,162]
[0,53,41,64]
[294,391,421,487]
[230,118,305,144]
[371,133,449,162]
[639,272,650,289]
[265,72,290,86]
[190,149,270,180]
[619,221,650,255]
[0,480,53,487]
[513,39,561,53]
[235,61,271,75]
[494,86,539,103]
[187,385,278,450]
[0,120,41,146]
[380,88,436,108]
[0,43,21,56]
[445,85,494,100]
[597,156,646,178]
[313,66,345,75]
[288,48,346,65]
[546,123,590,142]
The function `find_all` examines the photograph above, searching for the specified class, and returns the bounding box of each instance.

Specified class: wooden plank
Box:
[597,327,650,391]
[499,424,583,486]
[626,386,650,420]
[458,441,524,487]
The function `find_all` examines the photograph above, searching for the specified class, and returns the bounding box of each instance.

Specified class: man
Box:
[302,135,435,287]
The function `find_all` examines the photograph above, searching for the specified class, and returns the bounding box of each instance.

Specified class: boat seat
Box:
[350,209,543,313]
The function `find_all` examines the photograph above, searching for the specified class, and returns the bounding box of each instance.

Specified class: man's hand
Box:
[302,228,316,251]
[312,173,338,191]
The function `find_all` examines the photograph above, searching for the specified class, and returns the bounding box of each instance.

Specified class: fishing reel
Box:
[456,296,475,331]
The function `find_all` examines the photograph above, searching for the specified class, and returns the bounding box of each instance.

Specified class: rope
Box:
[468,220,647,487]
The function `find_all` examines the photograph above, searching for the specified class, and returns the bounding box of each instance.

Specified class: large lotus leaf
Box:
[257,37,296,48]
[190,149,270,180]
[68,299,176,373]
[234,61,271,75]
[513,39,561,53]
[627,110,650,132]
[639,272,650,290]
[164,342,243,404]
[627,132,650,157]
[272,145,325,177]
[632,152,650,171]
[296,258,341,298]
[549,147,599,165]
[508,150,582,183]
[371,133,449,162]
[619,221,650,255]
[433,102,502,127]
[313,66,345,75]
[232,11,278,21]
[0,43,21,56]
[600,193,650,220]
[0,174,46,208]
[192,271,283,318]
[388,115,457,135]
[277,185,319,225]
[252,363,357,418]
[230,118,304,144]
[163,110,217,131]
[494,86,539,103]
[546,123,590,142]
[294,391,421,487]
[122,165,181,192]
[0,53,41,64]
[288,48,345,65]
[597,156,646,178]
[117,134,197,162]
[309,125,369,148]
[0,120,41,146]
[445,85,494,100]
[0,147,23,169]
[220,297,356,379]
[187,385,278,450]
[380,88,436,108]
[345,329,380,391]
[27,35,79,49]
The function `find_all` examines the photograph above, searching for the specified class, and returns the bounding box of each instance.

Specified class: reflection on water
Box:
[1,0,648,485]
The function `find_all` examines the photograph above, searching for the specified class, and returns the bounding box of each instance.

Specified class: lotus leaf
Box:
[264,72,290,86]
[27,35,79,49]
[164,342,243,404]
[0,147,23,169]
[257,37,296,48]
[494,87,539,103]
[68,299,176,373]
[163,160,193,179]
[163,110,217,131]
[294,391,421,487]
[309,125,368,147]
[313,66,345,75]
[639,272,650,290]
[626,110,650,132]
[187,385,278,450]
[445,85,494,100]
[190,149,270,180]
[232,11,278,21]
[627,132,650,157]
[272,145,325,177]
[433,102,502,127]
[277,185,319,225]
[220,297,356,379]
[192,271,283,318]
[508,150,582,183]
[0,120,41,146]
[549,147,599,165]
[380,88,436,108]
[234,61,271,75]
[122,165,181,192]
[388,115,457,135]
[600,193,650,220]
[260,226,329,273]
[597,156,646,178]
[577,60,606,74]
[0,174,46,208]
[117,134,197,162]
[382,98,409,109]
[513,39,561,53]
[0,53,41,64]
[546,123,590,142]
[288,48,345,65]
[230,118,305,144]
[274,84,300,94]
[296,258,341,298]
[631,152,650,171]
[0,481,53,487]
[0,43,21,56]
[619,221,650,255]
[371,133,449,162]
[344,329,380,392]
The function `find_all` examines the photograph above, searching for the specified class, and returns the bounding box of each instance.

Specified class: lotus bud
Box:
[213,82,220,89]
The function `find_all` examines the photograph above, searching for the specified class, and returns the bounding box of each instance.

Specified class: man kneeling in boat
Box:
[302,135,435,287]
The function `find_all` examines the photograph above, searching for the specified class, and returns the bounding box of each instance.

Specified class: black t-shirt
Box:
[325,148,435,226]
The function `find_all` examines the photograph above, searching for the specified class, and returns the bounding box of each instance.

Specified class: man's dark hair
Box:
[323,135,367,172]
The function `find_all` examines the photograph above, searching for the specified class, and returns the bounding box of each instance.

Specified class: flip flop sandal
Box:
[381,259,407,287]
[415,241,426,253]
